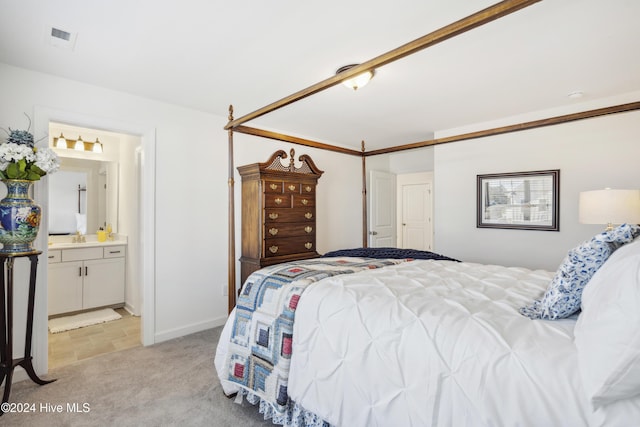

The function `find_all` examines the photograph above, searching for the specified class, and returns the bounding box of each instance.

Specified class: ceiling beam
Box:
[233,126,362,156]
[364,101,640,156]
[233,101,640,157]
[224,0,541,130]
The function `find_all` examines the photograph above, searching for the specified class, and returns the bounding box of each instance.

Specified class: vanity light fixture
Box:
[74,136,85,151]
[53,133,104,153]
[336,64,375,91]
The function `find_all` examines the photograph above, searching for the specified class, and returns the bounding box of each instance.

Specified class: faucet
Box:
[72,231,86,243]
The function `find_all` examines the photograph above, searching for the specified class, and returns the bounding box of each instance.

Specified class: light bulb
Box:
[55,133,67,149]
[93,138,103,153]
[74,136,84,151]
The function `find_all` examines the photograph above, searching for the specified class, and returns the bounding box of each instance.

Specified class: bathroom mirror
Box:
[48,158,119,235]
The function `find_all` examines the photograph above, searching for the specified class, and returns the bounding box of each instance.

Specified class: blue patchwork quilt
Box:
[220,257,409,419]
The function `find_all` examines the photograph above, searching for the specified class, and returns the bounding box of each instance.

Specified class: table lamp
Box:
[579,188,640,231]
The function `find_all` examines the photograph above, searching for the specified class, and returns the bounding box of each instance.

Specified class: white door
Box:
[368,170,396,247]
[400,182,432,250]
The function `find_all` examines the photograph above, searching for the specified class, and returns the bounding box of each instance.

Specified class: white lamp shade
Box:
[74,137,85,151]
[579,189,640,225]
[92,138,103,153]
[55,133,67,149]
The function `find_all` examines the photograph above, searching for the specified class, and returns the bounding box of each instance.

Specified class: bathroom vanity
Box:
[47,239,127,316]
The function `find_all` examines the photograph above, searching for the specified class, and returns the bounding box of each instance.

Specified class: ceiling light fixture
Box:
[336,64,375,91]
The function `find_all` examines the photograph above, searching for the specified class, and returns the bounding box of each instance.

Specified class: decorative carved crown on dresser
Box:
[238,149,324,284]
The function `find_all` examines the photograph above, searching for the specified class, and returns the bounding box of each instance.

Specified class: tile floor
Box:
[48,308,141,369]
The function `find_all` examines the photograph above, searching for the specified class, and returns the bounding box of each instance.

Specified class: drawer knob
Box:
[269,183,278,190]
[305,242,313,250]
[269,228,278,236]
[109,250,121,254]
[301,199,308,205]
[305,212,313,219]
[305,185,312,192]
[274,197,283,205]
[269,213,279,220]
[269,245,279,254]
[305,226,313,233]
[288,184,296,191]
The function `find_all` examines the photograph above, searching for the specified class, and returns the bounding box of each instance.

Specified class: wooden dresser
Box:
[238,149,323,284]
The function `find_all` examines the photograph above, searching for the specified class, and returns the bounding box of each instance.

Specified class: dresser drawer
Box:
[264,194,291,208]
[263,237,316,258]
[62,247,104,262]
[284,182,300,193]
[292,194,315,208]
[104,246,126,258]
[265,208,315,223]
[264,223,315,238]
[264,181,283,193]
[47,250,61,264]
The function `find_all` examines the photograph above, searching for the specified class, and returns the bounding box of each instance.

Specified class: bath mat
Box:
[49,308,122,333]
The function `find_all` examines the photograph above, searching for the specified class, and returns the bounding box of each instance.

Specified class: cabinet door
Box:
[83,258,125,309]
[48,261,83,315]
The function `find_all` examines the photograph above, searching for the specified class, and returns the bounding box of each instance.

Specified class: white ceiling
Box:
[1,0,639,150]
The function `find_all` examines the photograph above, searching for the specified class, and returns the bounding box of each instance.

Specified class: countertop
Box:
[48,234,127,250]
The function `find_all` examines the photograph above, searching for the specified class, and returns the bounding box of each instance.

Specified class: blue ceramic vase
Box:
[0,179,41,255]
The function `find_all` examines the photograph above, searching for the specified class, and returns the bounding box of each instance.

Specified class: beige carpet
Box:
[2,327,272,426]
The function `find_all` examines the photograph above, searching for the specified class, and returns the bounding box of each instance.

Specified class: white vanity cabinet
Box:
[48,245,126,316]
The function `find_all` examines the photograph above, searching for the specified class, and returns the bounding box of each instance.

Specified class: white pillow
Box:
[574,235,640,407]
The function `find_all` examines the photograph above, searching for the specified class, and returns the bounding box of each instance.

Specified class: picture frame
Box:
[477,169,560,231]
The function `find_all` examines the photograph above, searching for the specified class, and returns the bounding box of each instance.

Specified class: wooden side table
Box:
[0,251,55,412]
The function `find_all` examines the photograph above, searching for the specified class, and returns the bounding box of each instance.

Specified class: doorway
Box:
[46,123,143,368]
[368,170,433,250]
[29,105,155,377]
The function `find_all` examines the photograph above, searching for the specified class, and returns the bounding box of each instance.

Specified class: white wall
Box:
[0,62,364,375]
[118,134,142,315]
[434,110,640,271]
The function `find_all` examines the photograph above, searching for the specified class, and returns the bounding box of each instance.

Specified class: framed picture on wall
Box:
[477,169,560,231]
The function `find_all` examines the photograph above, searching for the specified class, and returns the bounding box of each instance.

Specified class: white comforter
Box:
[286,260,640,427]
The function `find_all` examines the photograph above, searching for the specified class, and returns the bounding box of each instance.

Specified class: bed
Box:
[217,3,640,425]
[214,230,640,426]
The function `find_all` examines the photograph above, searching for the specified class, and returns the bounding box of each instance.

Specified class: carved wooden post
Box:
[227,105,236,313]
[361,141,367,248]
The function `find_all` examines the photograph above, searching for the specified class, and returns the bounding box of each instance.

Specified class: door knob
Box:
[369,231,378,235]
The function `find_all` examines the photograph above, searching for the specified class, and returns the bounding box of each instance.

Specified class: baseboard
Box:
[154,316,227,344]
[124,302,139,316]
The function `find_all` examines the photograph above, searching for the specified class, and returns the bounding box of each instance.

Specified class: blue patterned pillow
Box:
[520,223,640,320]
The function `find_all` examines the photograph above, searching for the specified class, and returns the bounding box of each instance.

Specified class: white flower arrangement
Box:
[0,115,60,181]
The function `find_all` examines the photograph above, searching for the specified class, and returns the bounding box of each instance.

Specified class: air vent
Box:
[51,27,71,41]
[46,25,77,50]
